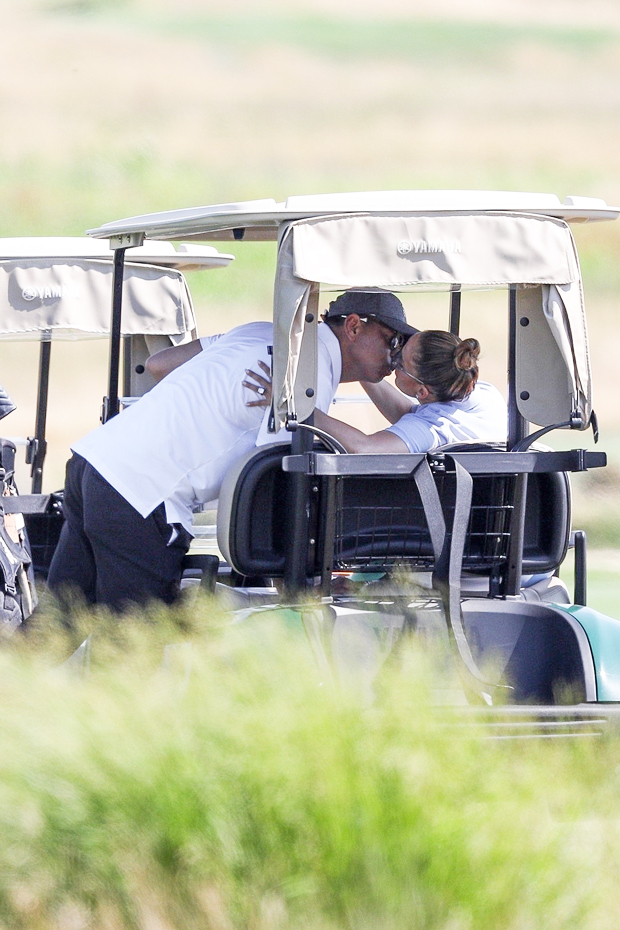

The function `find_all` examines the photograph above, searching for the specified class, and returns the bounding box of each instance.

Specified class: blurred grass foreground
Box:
[1,598,620,929]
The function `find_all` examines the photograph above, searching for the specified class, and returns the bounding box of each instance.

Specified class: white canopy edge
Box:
[0,238,234,271]
[87,191,619,242]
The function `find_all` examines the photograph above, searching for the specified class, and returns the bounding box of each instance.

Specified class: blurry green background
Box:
[1,0,619,603]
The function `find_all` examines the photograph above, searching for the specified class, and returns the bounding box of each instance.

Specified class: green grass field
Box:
[1,602,620,930]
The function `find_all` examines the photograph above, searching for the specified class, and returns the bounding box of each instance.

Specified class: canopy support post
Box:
[103,233,144,423]
[27,329,51,494]
[504,286,528,596]
[507,285,527,450]
[283,421,314,600]
[449,285,461,335]
[123,335,132,398]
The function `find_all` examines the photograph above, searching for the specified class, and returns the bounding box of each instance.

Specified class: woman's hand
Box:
[243,360,272,407]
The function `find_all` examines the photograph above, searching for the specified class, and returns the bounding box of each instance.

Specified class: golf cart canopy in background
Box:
[0,237,234,491]
[0,237,232,339]
[88,190,619,449]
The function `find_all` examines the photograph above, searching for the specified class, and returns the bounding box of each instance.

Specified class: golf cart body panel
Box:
[562,605,620,702]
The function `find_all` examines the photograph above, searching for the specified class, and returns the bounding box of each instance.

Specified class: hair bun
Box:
[453,338,480,371]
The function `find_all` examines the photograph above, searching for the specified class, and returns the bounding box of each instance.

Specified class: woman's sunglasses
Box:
[391,346,428,388]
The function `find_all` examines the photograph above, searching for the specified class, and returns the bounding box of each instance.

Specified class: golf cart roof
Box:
[87,191,620,242]
[0,237,233,270]
[0,237,233,339]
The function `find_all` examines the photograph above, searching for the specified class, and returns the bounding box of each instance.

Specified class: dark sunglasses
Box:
[354,316,405,351]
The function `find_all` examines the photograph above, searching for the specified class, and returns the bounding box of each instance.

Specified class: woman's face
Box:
[393,334,425,397]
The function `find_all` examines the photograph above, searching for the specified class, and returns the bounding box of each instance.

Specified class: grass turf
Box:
[1,598,620,929]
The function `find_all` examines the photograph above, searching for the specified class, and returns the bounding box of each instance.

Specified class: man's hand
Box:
[243,360,272,407]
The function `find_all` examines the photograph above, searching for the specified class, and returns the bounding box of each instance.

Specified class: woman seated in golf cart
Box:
[246,329,507,454]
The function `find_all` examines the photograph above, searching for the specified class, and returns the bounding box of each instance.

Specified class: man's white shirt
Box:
[73,322,342,533]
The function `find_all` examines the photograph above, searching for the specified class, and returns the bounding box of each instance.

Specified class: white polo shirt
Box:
[73,321,342,533]
[386,381,507,453]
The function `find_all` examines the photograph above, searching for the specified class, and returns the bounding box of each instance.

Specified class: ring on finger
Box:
[257,386,266,396]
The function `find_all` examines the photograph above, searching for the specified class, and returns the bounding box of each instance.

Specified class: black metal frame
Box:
[25,330,52,493]
[103,234,144,424]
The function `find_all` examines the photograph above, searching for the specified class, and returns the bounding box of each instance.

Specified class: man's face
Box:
[345,315,401,383]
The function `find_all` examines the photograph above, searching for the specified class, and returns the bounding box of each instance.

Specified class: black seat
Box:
[217,443,323,579]
[521,469,571,575]
[216,441,572,592]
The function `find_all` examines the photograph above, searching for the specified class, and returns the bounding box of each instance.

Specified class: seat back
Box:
[521,469,571,574]
[218,443,326,578]
[0,437,16,475]
[218,441,573,590]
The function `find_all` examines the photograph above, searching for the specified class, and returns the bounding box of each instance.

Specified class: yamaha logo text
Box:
[22,285,64,301]
[397,239,462,256]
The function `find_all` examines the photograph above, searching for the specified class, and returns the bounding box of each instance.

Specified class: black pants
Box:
[48,454,191,611]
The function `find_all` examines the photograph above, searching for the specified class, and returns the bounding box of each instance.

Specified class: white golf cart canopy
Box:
[0,237,233,339]
[88,191,619,443]
[87,190,619,242]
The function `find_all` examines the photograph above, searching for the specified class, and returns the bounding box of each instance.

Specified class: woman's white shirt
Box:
[386,381,507,453]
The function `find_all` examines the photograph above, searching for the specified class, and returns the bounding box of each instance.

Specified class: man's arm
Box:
[145,339,203,382]
[314,409,408,453]
[360,380,414,424]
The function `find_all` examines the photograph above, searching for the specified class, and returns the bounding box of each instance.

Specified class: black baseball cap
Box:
[324,291,419,337]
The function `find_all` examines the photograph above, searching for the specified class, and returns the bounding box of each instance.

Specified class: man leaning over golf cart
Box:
[47,292,414,612]
[149,291,507,454]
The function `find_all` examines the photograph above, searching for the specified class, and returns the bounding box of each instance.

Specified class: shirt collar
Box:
[318,322,342,386]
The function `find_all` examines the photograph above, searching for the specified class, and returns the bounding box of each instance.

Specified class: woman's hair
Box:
[411,331,480,402]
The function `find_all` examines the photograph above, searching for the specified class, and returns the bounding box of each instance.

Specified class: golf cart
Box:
[83,190,620,715]
[0,237,233,584]
[9,190,615,719]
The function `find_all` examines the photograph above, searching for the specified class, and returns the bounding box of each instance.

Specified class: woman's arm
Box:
[313,409,408,453]
[145,340,203,381]
[360,379,414,424]
[242,364,408,452]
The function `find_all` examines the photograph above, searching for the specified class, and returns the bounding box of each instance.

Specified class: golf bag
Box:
[0,438,37,630]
